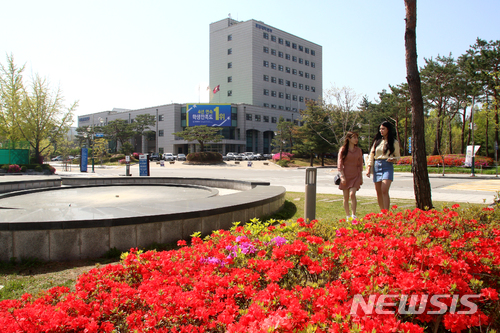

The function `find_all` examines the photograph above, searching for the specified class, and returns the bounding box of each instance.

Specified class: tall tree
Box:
[102,119,135,148]
[405,0,433,209]
[172,125,223,152]
[0,55,77,162]
[420,54,457,155]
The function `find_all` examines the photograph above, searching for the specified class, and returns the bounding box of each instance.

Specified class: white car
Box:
[163,153,175,161]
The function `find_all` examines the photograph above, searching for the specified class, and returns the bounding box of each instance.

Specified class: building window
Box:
[159,130,164,137]
[255,115,261,121]
[271,104,277,109]
[272,117,277,123]
[292,69,297,75]
[271,77,277,83]
[228,76,232,82]
[263,75,269,81]
[271,91,277,97]
[293,95,297,101]
[311,62,316,68]
[263,103,269,107]
[271,63,277,69]
[228,34,232,41]
[286,107,291,111]
[285,40,290,47]
[299,96,304,102]
[263,46,269,53]
[278,65,284,71]
[246,114,252,121]
[278,38,283,44]
[263,89,269,96]
[293,82,297,88]
[286,54,290,60]
[228,62,232,68]
[264,116,269,122]
[294,119,299,125]
[227,90,232,96]
[299,45,303,52]
[158,114,164,121]
[279,92,284,98]
[311,87,316,92]
[279,106,285,110]
[271,49,276,56]
[305,72,309,78]
[311,50,316,56]
[305,60,309,66]
[305,47,309,54]
[299,58,303,64]
[311,74,316,80]
[286,93,291,100]
[305,85,310,91]
[285,80,290,86]
[299,83,304,90]
[263,32,269,39]
[292,56,297,62]
[228,48,232,55]
[278,51,283,58]
[292,43,297,49]
[271,35,276,42]
[286,67,291,73]
[278,78,284,85]
[299,71,303,77]
[263,60,269,67]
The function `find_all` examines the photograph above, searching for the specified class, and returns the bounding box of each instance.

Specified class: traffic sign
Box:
[95,133,104,138]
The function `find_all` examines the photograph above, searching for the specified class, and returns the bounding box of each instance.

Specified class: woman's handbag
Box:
[334,173,341,185]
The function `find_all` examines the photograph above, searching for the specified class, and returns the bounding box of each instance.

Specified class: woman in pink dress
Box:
[337,131,364,220]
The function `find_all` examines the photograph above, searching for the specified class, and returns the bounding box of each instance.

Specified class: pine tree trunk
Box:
[405,0,433,210]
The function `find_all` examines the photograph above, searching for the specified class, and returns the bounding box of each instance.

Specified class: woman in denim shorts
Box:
[365,121,400,211]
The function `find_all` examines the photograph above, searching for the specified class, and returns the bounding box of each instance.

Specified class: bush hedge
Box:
[397,154,494,168]
[186,151,223,164]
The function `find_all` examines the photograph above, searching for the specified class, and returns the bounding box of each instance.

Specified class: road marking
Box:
[443,180,500,192]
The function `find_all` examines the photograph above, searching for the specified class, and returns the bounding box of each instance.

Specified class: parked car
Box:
[225,152,237,161]
[177,153,187,161]
[51,156,63,161]
[163,153,175,161]
[253,153,264,160]
[237,153,248,160]
[244,152,257,160]
[149,153,161,161]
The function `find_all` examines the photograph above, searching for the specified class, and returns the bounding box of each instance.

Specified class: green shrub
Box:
[109,154,125,162]
[21,166,27,172]
[34,165,42,172]
[186,152,223,163]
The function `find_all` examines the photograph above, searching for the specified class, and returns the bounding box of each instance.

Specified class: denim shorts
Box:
[373,159,394,182]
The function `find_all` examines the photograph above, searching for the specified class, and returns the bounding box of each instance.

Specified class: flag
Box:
[213,85,220,94]
[207,86,210,91]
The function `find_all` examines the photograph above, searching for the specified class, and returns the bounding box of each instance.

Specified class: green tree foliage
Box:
[133,114,156,136]
[271,116,295,159]
[103,119,135,148]
[0,55,77,163]
[172,125,224,152]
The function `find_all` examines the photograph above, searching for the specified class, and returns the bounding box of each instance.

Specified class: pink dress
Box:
[337,146,363,190]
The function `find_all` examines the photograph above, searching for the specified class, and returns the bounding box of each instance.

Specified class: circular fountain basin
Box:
[0,177,286,261]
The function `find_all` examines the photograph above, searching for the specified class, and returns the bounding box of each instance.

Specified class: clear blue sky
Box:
[1,0,499,126]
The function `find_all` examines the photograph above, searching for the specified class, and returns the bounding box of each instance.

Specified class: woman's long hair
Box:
[370,121,396,156]
[341,131,359,162]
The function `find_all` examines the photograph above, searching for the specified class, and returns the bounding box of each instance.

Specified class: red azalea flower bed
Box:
[1,207,499,332]
[397,154,494,168]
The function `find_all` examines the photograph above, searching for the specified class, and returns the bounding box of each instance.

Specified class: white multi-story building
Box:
[78,18,322,155]
[210,18,322,110]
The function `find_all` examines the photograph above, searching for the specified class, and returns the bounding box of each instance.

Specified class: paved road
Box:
[51,161,500,205]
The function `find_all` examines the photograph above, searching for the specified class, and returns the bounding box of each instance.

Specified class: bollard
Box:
[304,167,317,221]
[126,163,131,176]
